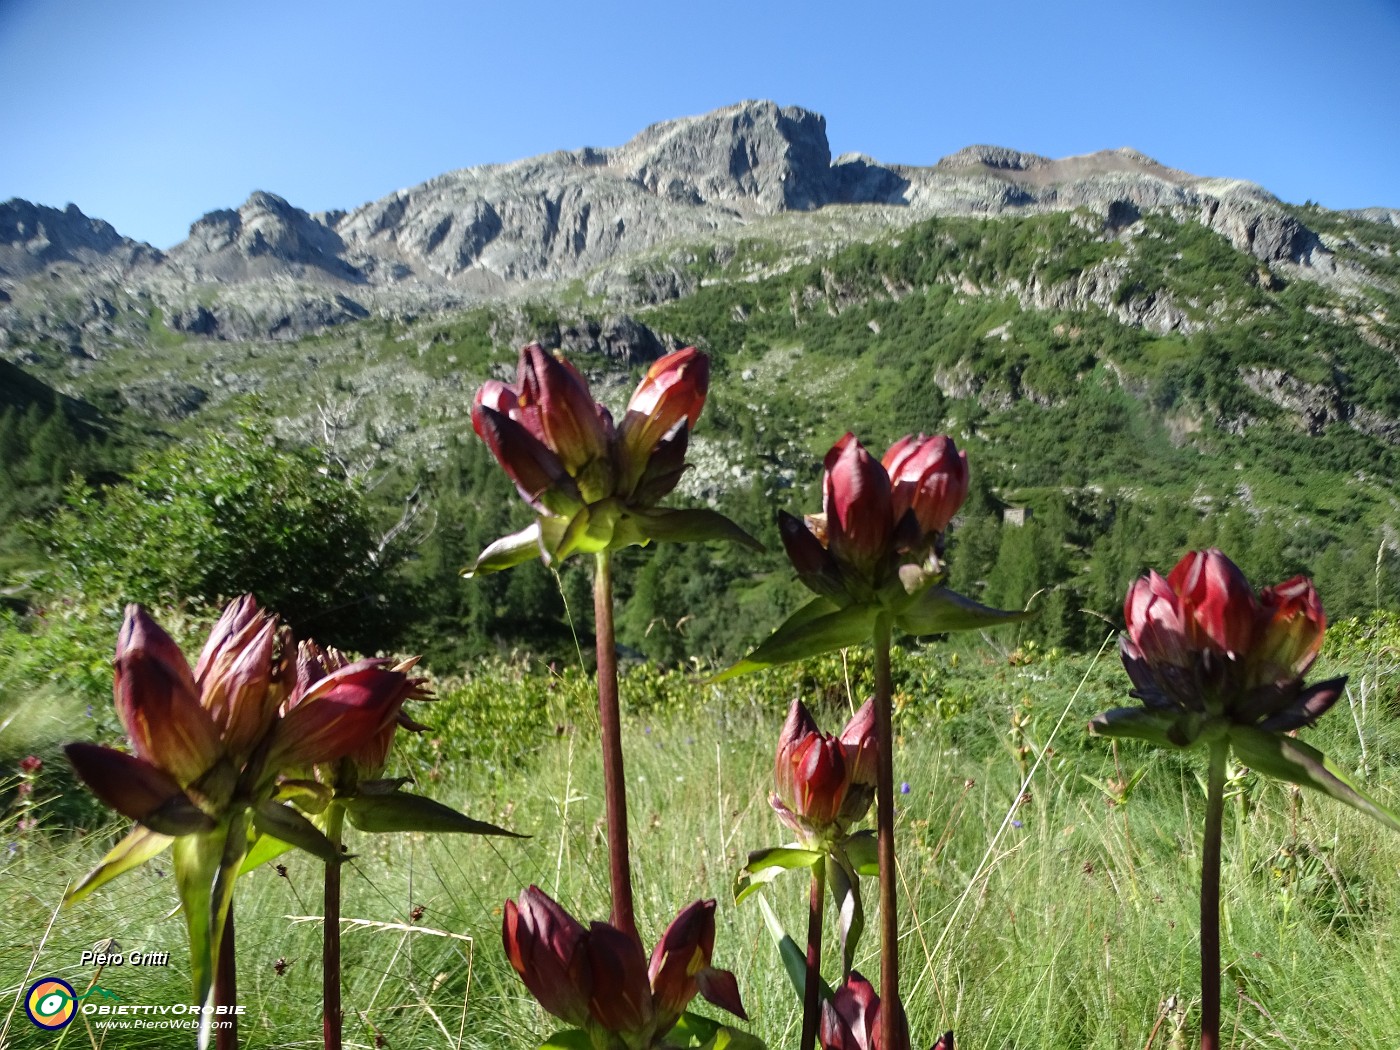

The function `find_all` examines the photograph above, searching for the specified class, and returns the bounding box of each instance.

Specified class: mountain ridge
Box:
[1,100,1372,350]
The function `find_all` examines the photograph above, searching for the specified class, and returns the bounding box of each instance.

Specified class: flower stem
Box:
[1200,739,1229,1050]
[872,613,907,1050]
[800,859,828,1050]
[594,550,638,944]
[324,803,346,1050]
[215,902,237,1050]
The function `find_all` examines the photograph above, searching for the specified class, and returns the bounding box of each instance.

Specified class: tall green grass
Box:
[5,635,1400,1048]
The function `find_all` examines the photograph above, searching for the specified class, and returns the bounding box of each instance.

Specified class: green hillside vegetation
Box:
[3,206,1400,667]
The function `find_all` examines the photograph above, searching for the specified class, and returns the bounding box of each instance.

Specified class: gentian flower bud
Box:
[113,605,223,786]
[195,599,284,762]
[882,434,968,539]
[772,699,872,841]
[824,434,894,580]
[269,659,419,772]
[502,887,592,1028]
[838,699,878,824]
[584,920,655,1036]
[820,971,883,1050]
[1249,575,1325,687]
[1167,548,1258,657]
[516,345,615,484]
[620,347,708,488]
[648,899,747,1032]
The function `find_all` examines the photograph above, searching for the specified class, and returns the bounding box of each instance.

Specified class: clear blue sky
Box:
[1,0,1396,249]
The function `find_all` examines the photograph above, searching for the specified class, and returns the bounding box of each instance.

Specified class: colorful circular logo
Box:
[25,978,77,1030]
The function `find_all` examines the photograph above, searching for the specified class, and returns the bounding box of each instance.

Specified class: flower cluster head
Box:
[782,433,968,606]
[1112,549,1343,745]
[820,972,952,1050]
[502,887,746,1049]
[772,698,877,845]
[469,345,756,570]
[66,598,425,839]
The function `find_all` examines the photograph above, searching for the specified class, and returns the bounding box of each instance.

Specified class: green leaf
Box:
[841,830,878,877]
[734,845,823,905]
[1088,707,1194,749]
[540,500,642,564]
[665,1011,722,1048]
[698,1027,767,1050]
[252,800,343,863]
[827,852,864,977]
[756,895,833,1005]
[66,824,174,906]
[1229,726,1400,833]
[273,778,333,813]
[896,585,1033,636]
[238,831,294,876]
[538,1029,591,1050]
[632,507,765,552]
[341,792,526,836]
[463,522,542,578]
[710,601,878,683]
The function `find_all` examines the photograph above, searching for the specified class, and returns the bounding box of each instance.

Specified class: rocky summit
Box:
[0,100,1366,349]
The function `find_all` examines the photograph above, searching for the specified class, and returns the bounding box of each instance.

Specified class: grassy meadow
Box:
[5,621,1400,1050]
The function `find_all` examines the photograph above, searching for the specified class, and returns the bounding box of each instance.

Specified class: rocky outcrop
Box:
[0,199,159,279]
[0,100,1377,347]
[168,191,361,282]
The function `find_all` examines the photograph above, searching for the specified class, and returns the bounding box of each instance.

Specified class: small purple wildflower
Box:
[899,781,911,794]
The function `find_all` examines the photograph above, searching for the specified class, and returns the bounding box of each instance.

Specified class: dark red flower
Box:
[882,434,968,539]
[113,605,223,786]
[1105,549,1346,744]
[773,699,879,841]
[502,886,592,1028]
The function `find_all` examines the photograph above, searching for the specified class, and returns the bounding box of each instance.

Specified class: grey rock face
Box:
[169,191,361,282]
[2,100,1387,349]
[0,199,159,278]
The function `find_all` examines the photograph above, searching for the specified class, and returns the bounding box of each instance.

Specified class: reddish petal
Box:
[824,434,894,579]
[882,434,968,537]
[114,606,223,785]
[472,400,580,511]
[65,743,213,835]
[584,921,654,1034]
[502,887,592,1028]
[1168,549,1258,656]
[795,734,849,826]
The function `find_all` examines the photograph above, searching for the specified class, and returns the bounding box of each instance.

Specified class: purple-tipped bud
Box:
[882,434,968,538]
[820,971,882,1050]
[583,921,654,1035]
[502,887,592,1028]
[114,605,223,786]
[823,434,894,580]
